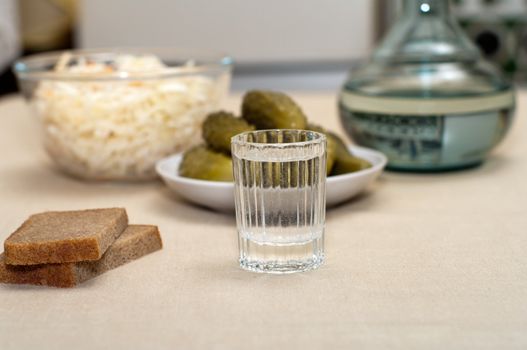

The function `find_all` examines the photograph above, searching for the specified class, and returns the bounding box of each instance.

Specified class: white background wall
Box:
[78,0,375,64]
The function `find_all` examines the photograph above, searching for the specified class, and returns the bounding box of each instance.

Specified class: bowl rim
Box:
[13,47,233,81]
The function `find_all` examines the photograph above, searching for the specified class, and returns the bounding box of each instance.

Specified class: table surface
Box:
[0,92,526,350]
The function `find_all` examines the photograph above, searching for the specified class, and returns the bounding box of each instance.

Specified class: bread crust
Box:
[4,208,128,265]
[0,225,162,288]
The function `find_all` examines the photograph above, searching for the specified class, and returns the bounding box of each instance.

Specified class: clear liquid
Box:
[233,155,326,274]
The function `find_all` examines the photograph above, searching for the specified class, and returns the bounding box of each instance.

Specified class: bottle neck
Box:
[402,0,451,18]
[373,0,480,63]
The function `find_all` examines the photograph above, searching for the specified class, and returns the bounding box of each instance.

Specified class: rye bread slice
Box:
[4,208,128,265]
[0,225,162,288]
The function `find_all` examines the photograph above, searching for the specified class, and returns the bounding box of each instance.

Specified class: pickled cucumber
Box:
[306,123,336,175]
[242,90,307,130]
[329,131,372,175]
[179,145,233,181]
[202,111,255,154]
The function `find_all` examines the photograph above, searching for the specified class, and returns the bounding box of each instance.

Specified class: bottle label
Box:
[340,104,512,167]
[339,90,514,168]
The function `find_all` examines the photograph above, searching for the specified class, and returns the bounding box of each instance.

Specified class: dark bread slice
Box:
[0,225,162,288]
[4,208,128,265]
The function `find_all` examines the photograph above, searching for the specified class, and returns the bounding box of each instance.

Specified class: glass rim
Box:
[12,47,233,82]
[231,129,326,148]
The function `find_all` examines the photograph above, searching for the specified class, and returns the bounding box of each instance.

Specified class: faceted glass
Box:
[231,130,326,273]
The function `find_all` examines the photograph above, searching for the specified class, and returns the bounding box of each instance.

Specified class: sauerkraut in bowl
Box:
[14,49,232,180]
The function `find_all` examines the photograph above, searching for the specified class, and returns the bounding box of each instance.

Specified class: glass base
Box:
[239,236,324,274]
[240,255,324,274]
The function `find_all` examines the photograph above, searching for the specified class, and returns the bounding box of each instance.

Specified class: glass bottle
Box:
[338,0,515,171]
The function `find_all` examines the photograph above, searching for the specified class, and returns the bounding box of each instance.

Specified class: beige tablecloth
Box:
[0,92,526,350]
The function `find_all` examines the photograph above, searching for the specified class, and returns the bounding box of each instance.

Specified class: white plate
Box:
[156,146,387,212]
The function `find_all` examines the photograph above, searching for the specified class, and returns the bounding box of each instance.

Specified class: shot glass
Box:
[231,129,327,273]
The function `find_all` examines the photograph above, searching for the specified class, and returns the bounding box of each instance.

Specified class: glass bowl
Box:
[14,48,232,181]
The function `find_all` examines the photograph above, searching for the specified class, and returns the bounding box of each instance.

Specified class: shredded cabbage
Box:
[34,55,223,180]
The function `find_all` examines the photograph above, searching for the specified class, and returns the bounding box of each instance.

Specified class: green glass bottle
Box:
[339,0,515,171]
